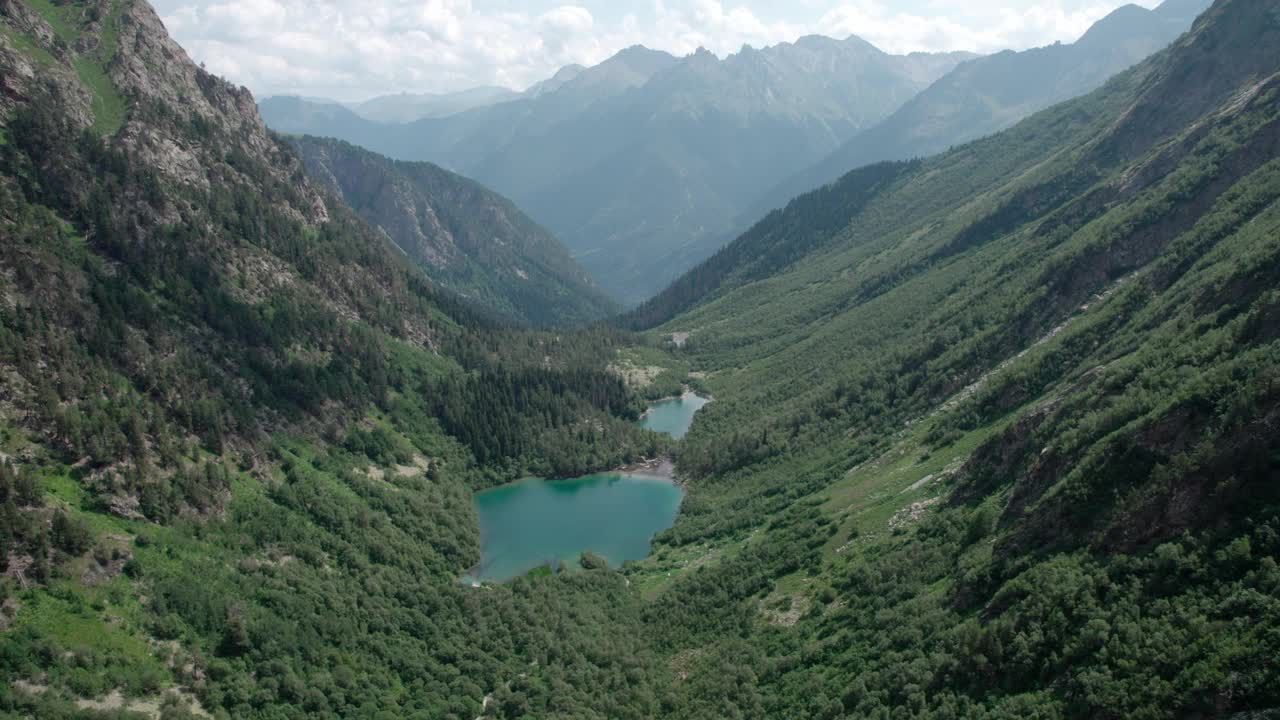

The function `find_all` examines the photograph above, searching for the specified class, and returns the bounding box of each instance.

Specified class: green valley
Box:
[1,0,1278,718]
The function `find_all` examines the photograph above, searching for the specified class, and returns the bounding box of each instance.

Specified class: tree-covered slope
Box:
[289,136,615,327]
[0,1,671,717]
[617,0,1280,716]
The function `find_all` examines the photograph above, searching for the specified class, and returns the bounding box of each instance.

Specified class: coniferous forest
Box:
[0,0,1278,718]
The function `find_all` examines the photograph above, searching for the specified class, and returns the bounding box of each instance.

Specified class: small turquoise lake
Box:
[469,472,684,583]
[468,393,710,583]
[639,393,711,439]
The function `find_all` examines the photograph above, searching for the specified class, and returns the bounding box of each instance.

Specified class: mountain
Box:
[258,46,683,168]
[260,39,973,304]
[620,1,1280,714]
[285,95,344,106]
[743,0,1213,229]
[289,136,615,326]
[524,63,585,97]
[350,86,518,123]
[500,39,976,304]
[262,88,520,127]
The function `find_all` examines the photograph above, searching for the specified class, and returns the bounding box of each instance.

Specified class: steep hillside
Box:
[619,0,1280,716]
[260,40,971,304]
[740,0,1211,236]
[628,0,1214,330]
[623,159,919,329]
[0,1,670,717]
[289,136,615,327]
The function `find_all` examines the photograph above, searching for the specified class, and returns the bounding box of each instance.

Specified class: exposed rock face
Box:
[110,1,327,218]
[0,0,94,128]
[112,2,260,138]
[0,0,328,222]
[299,141,460,269]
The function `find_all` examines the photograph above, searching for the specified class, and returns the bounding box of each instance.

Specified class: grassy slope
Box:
[24,0,127,136]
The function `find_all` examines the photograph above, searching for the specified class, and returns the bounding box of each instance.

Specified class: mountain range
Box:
[262,0,1209,306]
[260,39,975,303]
[741,0,1215,230]
[264,87,522,125]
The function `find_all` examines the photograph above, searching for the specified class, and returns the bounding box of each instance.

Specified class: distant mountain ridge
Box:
[741,0,1214,230]
[289,136,616,326]
[263,86,520,125]
[258,3,1209,306]
[259,37,973,304]
[351,87,520,123]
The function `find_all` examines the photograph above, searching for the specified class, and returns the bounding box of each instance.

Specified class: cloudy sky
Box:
[153,0,1161,102]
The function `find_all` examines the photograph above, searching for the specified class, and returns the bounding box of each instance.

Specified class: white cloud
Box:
[155,0,1165,102]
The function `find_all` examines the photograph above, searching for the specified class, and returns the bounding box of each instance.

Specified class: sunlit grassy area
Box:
[19,0,128,135]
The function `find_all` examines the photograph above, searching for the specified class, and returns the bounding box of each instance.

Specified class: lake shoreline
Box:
[541,456,680,487]
[638,392,712,437]
[465,389,707,585]
[611,456,682,486]
[537,456,677,484]
[466,469,685,585]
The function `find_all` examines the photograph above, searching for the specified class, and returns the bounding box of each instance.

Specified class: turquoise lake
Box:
[639,393,711,439]
[469,473,684,582]
[468,393,710,583]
